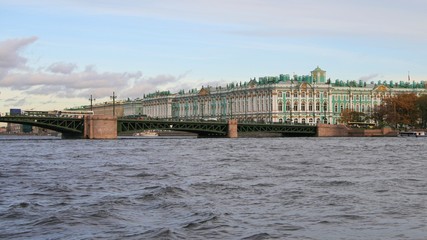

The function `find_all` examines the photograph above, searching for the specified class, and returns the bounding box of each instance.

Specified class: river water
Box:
[0,136,426,240]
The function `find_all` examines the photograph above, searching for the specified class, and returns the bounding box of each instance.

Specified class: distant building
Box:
[68,99,143,117]
[6,108,33,134]
[140,67,427,124]
[6,123,22,133]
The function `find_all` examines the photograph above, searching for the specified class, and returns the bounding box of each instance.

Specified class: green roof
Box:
[312,66,325,72]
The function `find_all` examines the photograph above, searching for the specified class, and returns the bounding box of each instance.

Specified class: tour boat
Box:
[399,131,427,137]
[133,131,159,137]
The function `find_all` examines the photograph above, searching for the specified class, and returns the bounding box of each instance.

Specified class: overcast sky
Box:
[1,0,426,113]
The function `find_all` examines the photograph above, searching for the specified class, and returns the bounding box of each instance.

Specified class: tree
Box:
[394,93,419,127]
[370,104,387,126]
[417,94,427,128]
[339,109,366,123]
[375,93,420,128]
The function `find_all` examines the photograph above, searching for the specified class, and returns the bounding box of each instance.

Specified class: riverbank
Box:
[317,124,399,137]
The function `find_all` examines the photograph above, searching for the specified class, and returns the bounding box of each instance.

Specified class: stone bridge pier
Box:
[84,115,117,139]
[227,119,238,138]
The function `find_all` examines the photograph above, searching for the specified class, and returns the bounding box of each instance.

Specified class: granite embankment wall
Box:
[317,124,349,137]
[317,124,398,137]
[348,127,397,137]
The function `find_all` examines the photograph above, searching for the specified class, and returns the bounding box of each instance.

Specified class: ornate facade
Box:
[141,67,427,124]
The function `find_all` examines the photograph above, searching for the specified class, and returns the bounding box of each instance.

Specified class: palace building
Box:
[141,67,427,124]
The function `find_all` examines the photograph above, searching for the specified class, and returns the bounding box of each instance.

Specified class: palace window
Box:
[302,118,306,124]
[261,99,264,111]
[316,102,320,111]
[309,102,313,111]
[278,102,283,112]
[302,92,306,98]
[301,102,306,111]
[286,92,290,98]
[293,102,298,111]
[286,102,291,111]
[294,91,298,98]
[236,99,241,112]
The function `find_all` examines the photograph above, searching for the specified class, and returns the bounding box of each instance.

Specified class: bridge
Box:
[0,115,317,139]
[0,115,85,139]
[119,119,316,137]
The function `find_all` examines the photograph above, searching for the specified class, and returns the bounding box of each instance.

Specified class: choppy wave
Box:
[0,137,426,239]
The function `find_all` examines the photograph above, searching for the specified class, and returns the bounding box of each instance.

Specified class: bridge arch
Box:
[118,119,229,137]
[0,116,84,138]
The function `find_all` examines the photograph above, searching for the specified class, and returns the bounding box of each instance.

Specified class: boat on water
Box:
[133,131,159,137]
[129,130,197,138]
[399,131,427,137]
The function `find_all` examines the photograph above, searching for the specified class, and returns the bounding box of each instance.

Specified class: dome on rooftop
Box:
[312,66,325,72]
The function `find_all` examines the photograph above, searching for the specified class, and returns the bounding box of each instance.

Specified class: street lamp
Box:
[110,92,117,116]
[89,95,96,111]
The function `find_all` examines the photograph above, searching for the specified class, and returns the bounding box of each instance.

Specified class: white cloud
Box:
[0,36,37,78]
[47,62,77,74]
[0,37,192,104]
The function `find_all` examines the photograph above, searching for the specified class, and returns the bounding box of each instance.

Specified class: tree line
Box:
[340,93,427,129]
